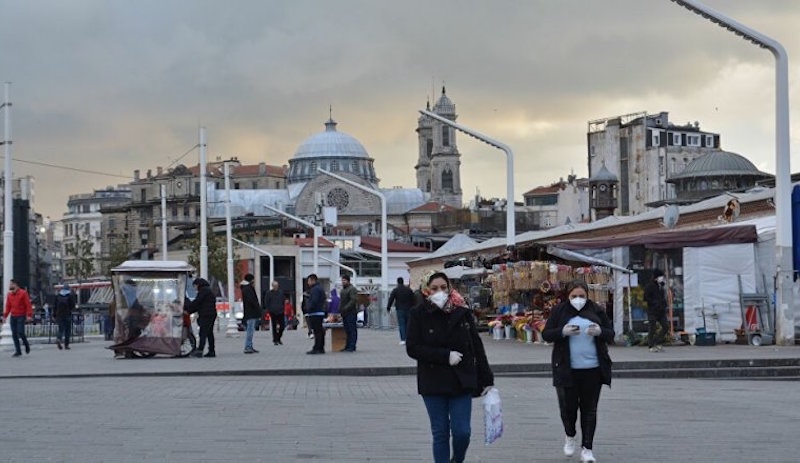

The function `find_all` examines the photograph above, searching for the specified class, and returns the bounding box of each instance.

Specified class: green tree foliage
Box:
[185,229,240,288]
[64,232,95,282]
[103,237,132,277]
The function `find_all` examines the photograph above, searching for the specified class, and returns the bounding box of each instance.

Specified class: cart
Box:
[107,260,197,358]
[738,275,775,346]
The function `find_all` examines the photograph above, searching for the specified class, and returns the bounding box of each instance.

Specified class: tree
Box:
[185,228,240,289]
[64,232,95,283]
[103,236,132,277]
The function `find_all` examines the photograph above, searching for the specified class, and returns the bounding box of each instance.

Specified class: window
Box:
[172,206,178,218]
[441,168,454,191]
[442,126,450,147]
[310,161,317,173]
[705,135,714,147]
[141,189,147,202]
[274,181,281,188]
[194,182,200,195]
[351,161,358,172]
[652,132,660,147]
[687,134,700,146]
[331,160,339,171]
[252,181,258,189]
[671,133,682,146]
[426,139,433,158]
[234,182,240,190]
[590,145,596,156]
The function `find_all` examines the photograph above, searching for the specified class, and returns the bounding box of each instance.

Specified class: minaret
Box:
[428,86,462,207]
[415,100,433,193]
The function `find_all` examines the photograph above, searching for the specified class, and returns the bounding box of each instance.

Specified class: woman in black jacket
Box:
[406,272,494,463]
[184,278,217,358]
[542,280,614,463]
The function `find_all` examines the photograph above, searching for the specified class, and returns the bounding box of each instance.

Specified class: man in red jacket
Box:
[2,279,33,357]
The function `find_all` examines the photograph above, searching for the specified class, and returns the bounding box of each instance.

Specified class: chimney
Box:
[146,169,152,179]
[259,162,266,175]
[134,169,140,181]
[157,166,163,176]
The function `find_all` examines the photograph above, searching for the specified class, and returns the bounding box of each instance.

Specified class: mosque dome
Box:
[287,118,378,186]
[668,150,771,180]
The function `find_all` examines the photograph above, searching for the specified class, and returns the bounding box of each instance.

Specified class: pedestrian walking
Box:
[53,283,76,350]
[262,280,286,346]
[541,279,614,463]
[240,274,261,354]
[3,279,33,357]
[644,269,670,352]
[284,297,295,328]
[406,272,494,463]
[184,278,217,358]
[304,274,327,355]
[339,274,358,352]
[300,290,313,338]
[387,276,415,345]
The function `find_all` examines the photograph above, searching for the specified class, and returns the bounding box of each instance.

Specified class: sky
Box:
[2,0,800,221]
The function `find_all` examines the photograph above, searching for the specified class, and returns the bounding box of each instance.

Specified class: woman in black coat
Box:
[406,272,494,463]
[542,279,614,463]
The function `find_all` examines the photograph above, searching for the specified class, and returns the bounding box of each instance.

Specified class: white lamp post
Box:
[263,204,320,276]
[0,82,13,346]
[316,168,388,326]
[232,237,274,288]
[223,161,238,336]
[160,184,168,261]
[320,256,358,282]
[199,127,208,280]
[669,0,793,344]
[419,109,516,249]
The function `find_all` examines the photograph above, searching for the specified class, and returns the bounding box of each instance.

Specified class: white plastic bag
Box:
[482,387,503,445]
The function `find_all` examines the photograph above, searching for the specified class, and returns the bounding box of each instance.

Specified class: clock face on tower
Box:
[599,184,608,192]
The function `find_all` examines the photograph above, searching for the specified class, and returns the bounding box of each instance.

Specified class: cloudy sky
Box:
[2,0,800,220]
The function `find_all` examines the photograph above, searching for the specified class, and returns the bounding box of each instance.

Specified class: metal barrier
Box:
[23,313,87,344]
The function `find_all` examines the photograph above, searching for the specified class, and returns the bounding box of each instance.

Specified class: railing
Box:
[22,312,111,343]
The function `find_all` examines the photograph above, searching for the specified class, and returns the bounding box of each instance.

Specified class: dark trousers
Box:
[57,317,72,346]
[308,315,325,352]
[342,312,357,350]
[647,312,670,347]
[197,316,216,353]
[422,393,472,463]
[396,309,410,342]
[10,316,29,355]
[270,312,285,343]
[556,367,603,450]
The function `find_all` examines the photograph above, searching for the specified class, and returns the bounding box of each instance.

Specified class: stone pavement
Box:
[0,375,796,462]
[1,327,800,379]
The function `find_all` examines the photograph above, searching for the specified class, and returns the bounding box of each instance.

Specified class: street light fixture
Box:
[223,161,238,336]
[263,204,320,276]
[316,168,389,327]
[232,237,274,289]
[418,109,516,249]
[669,0,793,344]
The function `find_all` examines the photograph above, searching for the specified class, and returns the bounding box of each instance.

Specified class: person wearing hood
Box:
[406,272,493,463]
[54,283,76,350]
[240,274,261,354]
[184,278,217,358]
[644,269,670,352]
[542,280,614,463]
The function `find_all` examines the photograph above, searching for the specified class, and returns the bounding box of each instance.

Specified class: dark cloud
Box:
[1,0,798,218]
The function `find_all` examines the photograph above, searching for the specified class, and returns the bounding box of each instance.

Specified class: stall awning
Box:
[546,246,633,273]
[542,224,758,251]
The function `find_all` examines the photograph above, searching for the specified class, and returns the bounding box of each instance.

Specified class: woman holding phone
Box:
[542,280,614,463]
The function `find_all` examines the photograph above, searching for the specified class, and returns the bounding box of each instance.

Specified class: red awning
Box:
[541,224,758,250]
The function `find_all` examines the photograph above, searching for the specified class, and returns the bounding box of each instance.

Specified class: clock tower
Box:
[589,161,618,220]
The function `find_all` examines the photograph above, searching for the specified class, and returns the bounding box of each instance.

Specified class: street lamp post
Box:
[418,110,516,249]
[316,168,389,327]
[669,0,793,344]
[320,256,358,282]
[199,127,208,280]
[232,237,274,288]
[263,204,320,276]
[223,161,238,336]
[1,82,14,347]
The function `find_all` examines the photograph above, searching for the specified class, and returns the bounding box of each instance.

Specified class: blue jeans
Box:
[57,317,72,346]
[342,312,357,350]
[396,309,410,341]
[244,319,257,351]
[10,316,29,355]
[422,394,472,463]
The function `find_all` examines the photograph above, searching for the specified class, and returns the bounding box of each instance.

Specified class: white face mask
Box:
[656,276,665,284]
[428,290,449,309]
[570,297,587,311]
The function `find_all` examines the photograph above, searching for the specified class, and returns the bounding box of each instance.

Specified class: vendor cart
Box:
[107,260,197,358]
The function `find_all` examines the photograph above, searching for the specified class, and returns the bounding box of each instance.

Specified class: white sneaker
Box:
[648,347,658,353]
[563,436,578,457]
[656,344,663,352]
[580,447,596,462]
[399,341,406,345]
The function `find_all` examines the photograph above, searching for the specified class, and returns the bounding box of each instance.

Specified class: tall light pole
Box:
[160,184,168,261]
[263,204,320,276]
[1,82,13,346]
[669,0,793,344]
[199,127,208,280]
[419,109,516,249]
[316,168,388,325]
[223,161,237,336]
[320,256,358,282]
